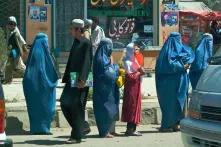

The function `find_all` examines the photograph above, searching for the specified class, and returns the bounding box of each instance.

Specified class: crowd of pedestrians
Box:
[0,16,219,144]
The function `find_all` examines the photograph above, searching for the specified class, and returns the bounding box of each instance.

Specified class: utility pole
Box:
[84,0,87,19]
[52,0,56,51]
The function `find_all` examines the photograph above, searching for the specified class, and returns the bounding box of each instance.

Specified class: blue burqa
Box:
[93,38,120,137]
[155,32,194,129]
[190,34,213,89]
[23,33,58,133]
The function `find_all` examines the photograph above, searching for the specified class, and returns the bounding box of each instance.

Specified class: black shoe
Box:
[159,128,174,133]
[65,138,81,144]
[125,131,142,136]
[172,125,180,132]
[83,127,91,135]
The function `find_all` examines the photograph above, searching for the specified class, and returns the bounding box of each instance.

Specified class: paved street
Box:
[10,125,183,147]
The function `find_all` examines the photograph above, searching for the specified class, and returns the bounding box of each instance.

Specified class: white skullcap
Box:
[71,19,84,28]
[8,16,17,25]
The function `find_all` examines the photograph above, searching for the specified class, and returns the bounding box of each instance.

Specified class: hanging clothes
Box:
[93,38,120,137]
[155,32,195,130]
[190,33,213,89]
[23,33,58,134]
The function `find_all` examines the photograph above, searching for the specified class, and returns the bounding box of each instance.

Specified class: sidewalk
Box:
[3,77,161,133]
[3,75,157,101]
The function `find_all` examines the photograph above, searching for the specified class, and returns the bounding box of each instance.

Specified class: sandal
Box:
[105,133,114,138]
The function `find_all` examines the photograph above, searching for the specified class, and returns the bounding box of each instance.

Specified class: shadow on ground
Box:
[14,140,66,145]
[6,117,29,135]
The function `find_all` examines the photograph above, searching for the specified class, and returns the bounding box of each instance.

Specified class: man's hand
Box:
[77,80,85,89]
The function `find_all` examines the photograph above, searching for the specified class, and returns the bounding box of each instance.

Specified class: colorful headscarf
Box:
[123,43,140,73]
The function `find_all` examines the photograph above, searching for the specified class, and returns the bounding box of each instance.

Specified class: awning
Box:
[179,2,221,21]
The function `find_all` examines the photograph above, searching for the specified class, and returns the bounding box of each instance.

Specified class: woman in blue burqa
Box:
[93,38,120,138]
[189,33,213,89]
[23,33,58,135]
[155,32,194,132]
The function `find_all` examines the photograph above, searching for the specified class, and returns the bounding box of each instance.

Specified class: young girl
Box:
[121,43,144,136]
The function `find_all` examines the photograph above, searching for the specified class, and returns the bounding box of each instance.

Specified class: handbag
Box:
[116,68,126,88]
[116,75,125,88]
[70,72,93,87]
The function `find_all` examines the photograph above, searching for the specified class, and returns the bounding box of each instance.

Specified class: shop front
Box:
[88,0,153,50]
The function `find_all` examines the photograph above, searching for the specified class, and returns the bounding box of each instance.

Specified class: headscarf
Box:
[93,38,113,75]
[24,33,58,86]
[123,43,140,73]
[7,16,26,46]
[190,33,213,72]
[156,32,194,74]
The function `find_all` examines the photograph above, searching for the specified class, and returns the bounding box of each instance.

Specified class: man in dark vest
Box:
[60,19,92,144]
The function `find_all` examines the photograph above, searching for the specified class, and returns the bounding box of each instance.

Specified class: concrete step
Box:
[5,100,161,133]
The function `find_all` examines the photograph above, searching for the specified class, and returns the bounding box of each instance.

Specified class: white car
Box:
[181,55,221,146]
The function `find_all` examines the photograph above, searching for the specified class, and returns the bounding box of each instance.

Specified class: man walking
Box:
[4,16,27,84]
[60,19,92,144]
[91,17,105,56]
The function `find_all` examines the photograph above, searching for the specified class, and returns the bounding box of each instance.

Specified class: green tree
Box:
[0,27,7,73]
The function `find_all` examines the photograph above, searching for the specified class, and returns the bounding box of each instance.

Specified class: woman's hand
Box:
[184,64,190,70]
[138,67,145,76]
[110,56,114,64]
[77,80,85,89]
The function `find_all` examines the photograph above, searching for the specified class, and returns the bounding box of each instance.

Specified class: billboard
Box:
[159,0,179,46]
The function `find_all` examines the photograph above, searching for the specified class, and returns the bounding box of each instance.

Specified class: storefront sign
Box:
[109,18,135,39]
[90,0,148,7]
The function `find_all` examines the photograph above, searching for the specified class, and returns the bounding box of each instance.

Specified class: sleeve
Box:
[169,58,186,72]
[15,33,24,56]
[62,49,73,83]
[168,49,186,73]
[78,41,92,82]
[84,31,90,40]
[92,29,103,48]
[126,72,140,81]
[103,64,119,83]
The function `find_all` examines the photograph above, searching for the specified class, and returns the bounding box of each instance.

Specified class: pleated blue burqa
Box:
[93,38,120,137]
[155,32,194,129]
[189,33,213,89]
[23,33,58,134]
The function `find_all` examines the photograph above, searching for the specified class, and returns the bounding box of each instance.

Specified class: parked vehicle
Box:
[181,54,221,147]
[0,78,13,146]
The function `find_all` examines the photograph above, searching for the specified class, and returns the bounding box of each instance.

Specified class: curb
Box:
[5,102,161,133]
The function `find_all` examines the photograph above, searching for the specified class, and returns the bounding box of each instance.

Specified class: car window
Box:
[196,65,221,93]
